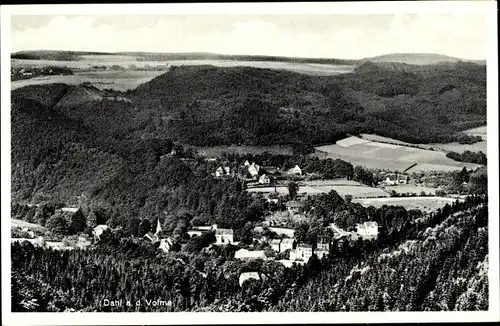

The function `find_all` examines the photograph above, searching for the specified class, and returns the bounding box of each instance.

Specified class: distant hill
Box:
[361,53,485,65]
[11,50,359,65]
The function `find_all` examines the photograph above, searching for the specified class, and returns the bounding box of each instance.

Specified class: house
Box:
[239,272,266,287]
[92,224,109,240]
[248,163,260,177]
[315,241,330,259]
[158,237,174,253]
[356,221,379,239]
[270,239,282,252]
[187,224,217,238]
[244,160,250,167]
[286,201,306,214]
[215,166,231,178]
[144,231,159,243]
[290,243,313,262]
[287,165,302,176]
[215,166,224,178]
[187,229,204,238]
[234,249,267,260]
[280,238,296,252]
[259,174,271,184]
[382,173,409,186]
[215,228,234,245]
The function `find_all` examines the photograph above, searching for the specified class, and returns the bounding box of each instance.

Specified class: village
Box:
[11,154,472,290]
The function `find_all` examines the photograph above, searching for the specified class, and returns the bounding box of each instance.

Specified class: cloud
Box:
[11,14,487,59]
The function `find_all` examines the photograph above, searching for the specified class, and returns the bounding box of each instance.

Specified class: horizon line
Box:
[10,49,486,62]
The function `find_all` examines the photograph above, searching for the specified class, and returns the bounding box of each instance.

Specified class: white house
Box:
[280,238,296,252]
[215,166,224,178]
[290,243,313,262]
[215,228,234,245]
[248,163,260,177]
[259,174,271,184]
[92,225,109,240]
[287,165,302,176]
[270,239,281,252]
[356,221,379,239]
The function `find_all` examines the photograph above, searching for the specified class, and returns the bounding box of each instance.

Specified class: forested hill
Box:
[129,62,486,145]
[12,61,486,149]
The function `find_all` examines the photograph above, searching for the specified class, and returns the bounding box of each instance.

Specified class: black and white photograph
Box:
[1,2,498,324]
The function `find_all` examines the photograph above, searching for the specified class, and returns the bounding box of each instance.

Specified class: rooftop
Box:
[216,228,234,235]
[286,201,305,207]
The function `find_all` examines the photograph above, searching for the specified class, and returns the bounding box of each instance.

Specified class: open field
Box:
[193,145,294,157]
[352,196,462,213]
[11,218,46,231]
[361,128,488,155]
[383,185,441,196]
[314,135,483,172]
[418,126,487,154]
[247,179,389,198]
[11,70,165,91]
[12,57,354,77]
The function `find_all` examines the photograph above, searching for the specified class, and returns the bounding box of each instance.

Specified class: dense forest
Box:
[446,150,487,165]
[12,195,488,312]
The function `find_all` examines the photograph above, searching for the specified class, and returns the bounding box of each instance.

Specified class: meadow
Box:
[11,70,165,91]
[352,196,463,213]
[247,179,389,199]
[314,135,482,172]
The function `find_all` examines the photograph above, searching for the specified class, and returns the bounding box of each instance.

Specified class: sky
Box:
[10,14,488,60]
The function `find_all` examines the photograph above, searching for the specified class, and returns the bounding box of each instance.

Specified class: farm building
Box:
[381,173,409,186]
[287,165,302,176]
[215,228,234,245]
[356,221,379,239]
[286,201,306,214]
[259,174,271,184]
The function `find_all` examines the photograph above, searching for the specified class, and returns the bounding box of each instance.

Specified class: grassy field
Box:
[383,185,441,196]
[11,218,46,231]
[352,196,462,212]
[247,179,389,198]
[11,70,165,91]
[12,57,354,77]
[314,135,482,172]
[419,126,487,154]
